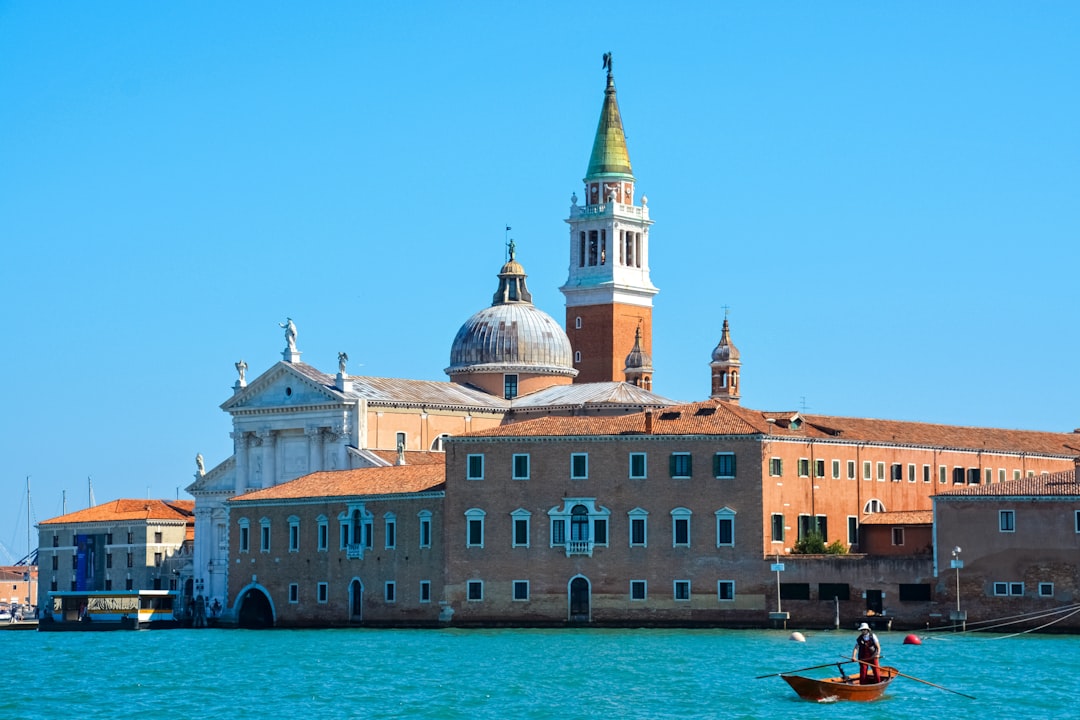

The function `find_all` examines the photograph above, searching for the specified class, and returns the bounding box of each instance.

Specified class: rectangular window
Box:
[877,462,886,481]
[670,453,692,478]
[847,460,856,480]
[814,459,825,478]
[819,583,850,601]
[571,453,589,479]
[831,460,840,479]
[512,454,530,480]
[769,458,783,477]
[72,554,79,570]
[467,454,484,480]
[154,531,163,544]
[890,463,902,482]
[674,580,691,601]
[552,519,566,545]
[105,579,113,591]
[673,517,690,547]
[154,552,163,566]
[863,461,872,481]
[261,525,271,552]
[968,468,981,484]
[1039,582,1054,597]
[105,533,113,545]
[317,582,328,604]
[1075,510,1080,534]
[51,555,58,571]
[126,552,133,568]
[385,518,396,549]
[629,452,647,479]
[593,518,608,545]
[771,514,784,542]
[716,516,734,546]
[384,581,395,603]
[289,584,299,604]
[898,584,932,601]
[467,580,483,601]
[952,467,965,483]
[940,465,948,484]
[907,464,916,483]
[419,580,431,603]
[717,580,735,601]
[503,373,518,400]
[513,517,529,547]
[779,583,811,600]
[630,580,647,601]
[467,518,484,547]
[999,510,1015,533]
[816,515,828,541]
[105,553,112,569]
[125,578,133,591]
[513,580,529,601]
[127,531,133,544]
[364,521,374,549]
[891,527,905,546]
[630,517,647,546]
[847,516,858,545]
[419,516,432,548]
[985,468,992,484]
[713,453,736,478]
[1013,470,1022,481]
[923,465,931,483]
[52,535,59,547]
[289,525,299,552]
[998,468,1006,483]
[798,458,809,477]
[318,522,328,551]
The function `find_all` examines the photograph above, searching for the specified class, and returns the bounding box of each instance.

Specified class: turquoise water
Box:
[4,627,1076,719]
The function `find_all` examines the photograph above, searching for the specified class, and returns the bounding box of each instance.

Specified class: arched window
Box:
[575,316,582,329]
[570,505,589,542]
[863,499,885,514]
[430,433,450,452]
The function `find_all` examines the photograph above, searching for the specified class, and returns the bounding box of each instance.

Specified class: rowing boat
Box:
[782,665,898,702]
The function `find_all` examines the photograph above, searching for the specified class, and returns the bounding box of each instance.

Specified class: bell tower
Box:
[561,53,658,384]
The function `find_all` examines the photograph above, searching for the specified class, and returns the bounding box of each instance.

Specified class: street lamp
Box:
[950,546,965,630]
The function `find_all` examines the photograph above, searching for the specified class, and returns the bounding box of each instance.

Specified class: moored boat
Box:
[38,590,180,631]
[782,665,898,702]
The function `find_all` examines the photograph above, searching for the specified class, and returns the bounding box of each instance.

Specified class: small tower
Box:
[623,325,653,390]
[710,315,741,404]
[561,53,658,385]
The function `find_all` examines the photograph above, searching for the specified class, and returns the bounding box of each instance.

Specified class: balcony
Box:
[346,544,363,560]
[564,540,593,557]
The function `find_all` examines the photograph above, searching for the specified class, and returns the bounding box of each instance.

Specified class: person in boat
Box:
[852,622,882,683]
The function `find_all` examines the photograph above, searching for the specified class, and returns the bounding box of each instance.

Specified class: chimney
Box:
[644,410,653,434]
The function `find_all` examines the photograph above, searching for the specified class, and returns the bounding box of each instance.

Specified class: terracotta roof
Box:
[859,511,933,525]
[230,464,445,503]
[454,399,1080,458]
[367,450,445,466]
[40,499,195,525]
[934,469,1080,498]
[285,364,509,410]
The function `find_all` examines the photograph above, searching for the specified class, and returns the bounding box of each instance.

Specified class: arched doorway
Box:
[349,579,363,623]
[569,576,590,623]
[237,587,274,629]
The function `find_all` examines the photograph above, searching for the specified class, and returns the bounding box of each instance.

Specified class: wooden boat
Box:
[782,665,898,702]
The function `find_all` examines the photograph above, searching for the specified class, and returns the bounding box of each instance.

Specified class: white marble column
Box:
[258,429,276,488]
[306,426,324,473]
[232,431,249,494]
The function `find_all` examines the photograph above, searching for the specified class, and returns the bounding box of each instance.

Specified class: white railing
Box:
[346,544,363,560]
[565,540,593,557]
[571,203,648,220]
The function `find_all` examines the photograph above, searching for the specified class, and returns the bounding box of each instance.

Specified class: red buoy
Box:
[903,634,922,645]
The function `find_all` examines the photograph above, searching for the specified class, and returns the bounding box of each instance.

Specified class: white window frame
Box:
[570,453,589,479]
[863,499,885,514]
[628,507,648,548]
[630,580,647,601]
[430,433,450,452]
[419,580,431,603]
[892,527,905,546]
[288,515,300,552]
[847,460,856,480]
[717,580,735,602]
[512,453,530,480]
[999,509,1016,533]
[238,518,250,554]
[798,458,809,478]
[418,510,432,549]
[673,579,691,601]
[384,512,397,549]
[629,452,647,479]
[511,508,531,548]
[316,514,328,552]
[671,507,692,548]
[863,460,872,481]
[259,517,271,553]
[769,457,783,477]
[714,452,736,479]
[847,515,858,545]
[831,460,841,479]
[384,581,396,603]
[317,582,328,604]
[715,507,736,547]
[466,454,484,480]
[465,508,486,548]
[512,580,529,602]
[671,452,692,479]
[288,583,299,604]
[467,580,484,602]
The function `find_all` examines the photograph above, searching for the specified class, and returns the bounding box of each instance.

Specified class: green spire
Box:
[586,56,634,181]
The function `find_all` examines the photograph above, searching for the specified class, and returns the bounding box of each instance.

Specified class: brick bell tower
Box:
[561,53,658,384]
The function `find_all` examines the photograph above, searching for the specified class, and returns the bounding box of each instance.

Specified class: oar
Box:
[755,660,854,679]
[847,657,976,700]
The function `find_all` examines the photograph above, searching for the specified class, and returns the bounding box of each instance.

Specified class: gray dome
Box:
[446,248,576,379]
[447,303,575,375]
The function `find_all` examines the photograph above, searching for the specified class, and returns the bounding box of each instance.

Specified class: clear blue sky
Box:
[3,2,1078,558]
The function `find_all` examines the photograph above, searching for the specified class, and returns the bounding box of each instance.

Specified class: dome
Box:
[446,248,577,379]
[624,326,653,373]
[711,317,740,363]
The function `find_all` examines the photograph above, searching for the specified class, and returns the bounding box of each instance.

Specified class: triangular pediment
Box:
[221,362,346,413]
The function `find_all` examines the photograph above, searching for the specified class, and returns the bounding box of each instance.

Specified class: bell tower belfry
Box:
[561,53,658,384]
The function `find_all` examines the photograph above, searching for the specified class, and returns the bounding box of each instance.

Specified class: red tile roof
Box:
[456,399,1080,457]
[367,450,445,466]
[230,464,445,503]
[860,511,933,525]
[934,469,1080,497]
[40,499,195,525]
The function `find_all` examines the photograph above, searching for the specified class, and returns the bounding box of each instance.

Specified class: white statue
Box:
[279,318,297,351]
[338,351,348,375]
[196,453,205,475]
[235,359,247,384]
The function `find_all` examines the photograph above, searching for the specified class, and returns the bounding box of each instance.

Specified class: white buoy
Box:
[790,631,806,642]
